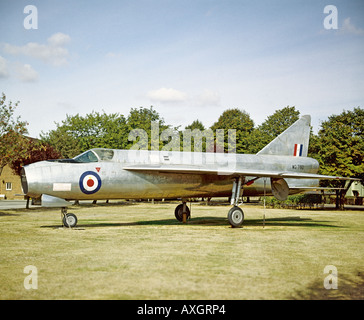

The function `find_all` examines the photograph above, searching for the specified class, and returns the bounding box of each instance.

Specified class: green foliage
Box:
[0,93,29,168]
[210,108,254,153]
[127,106,163,130]
[64,111,129,151]
[307,108,363,209]
[41,111,129,157]
[0,93,28,137]
[259,106,300,138]
[185,120,205,131]
[312,107,364,182]
[247,106,300,153]
[265,193,322,209]
[41,125,81,159]
[41,107,171,156]
[181,120,209,152]
[126,106,169,150]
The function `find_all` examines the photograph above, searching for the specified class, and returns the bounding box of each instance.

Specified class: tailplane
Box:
[257,115,311,157]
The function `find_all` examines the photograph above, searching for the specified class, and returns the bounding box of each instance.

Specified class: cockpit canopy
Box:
[73,149,114,163]
[46,149,115,164]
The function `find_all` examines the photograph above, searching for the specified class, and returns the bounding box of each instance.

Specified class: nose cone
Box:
[20,167,28,195]
[20,164,42,198]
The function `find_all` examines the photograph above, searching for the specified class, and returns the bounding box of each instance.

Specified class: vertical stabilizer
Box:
[257,115,311,156]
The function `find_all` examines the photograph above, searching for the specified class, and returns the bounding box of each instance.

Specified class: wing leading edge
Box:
[123,165,358,181]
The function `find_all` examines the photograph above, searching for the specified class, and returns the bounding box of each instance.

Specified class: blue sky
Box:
[1,0,363,138]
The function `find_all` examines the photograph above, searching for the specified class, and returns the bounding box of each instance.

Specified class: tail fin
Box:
[257,115,311,157]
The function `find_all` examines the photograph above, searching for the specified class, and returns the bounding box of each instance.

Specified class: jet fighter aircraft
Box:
[21,115,357,228]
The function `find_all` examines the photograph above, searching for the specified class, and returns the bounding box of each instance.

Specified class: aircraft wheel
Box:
[174,204,190,222]
[63,213,78,228]
[228,206,244,228]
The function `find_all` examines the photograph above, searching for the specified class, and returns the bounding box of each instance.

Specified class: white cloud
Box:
[3,32,71,66]
[15,63,39,82]
[47,32,71,47]
[340,17,364,35]
[0,55,9,78]
[147,87,187,103]
[146,88,221,108]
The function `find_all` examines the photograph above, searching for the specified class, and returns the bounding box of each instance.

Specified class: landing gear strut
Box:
[228,177,245,228]
[61,207,78,228]
[174,202,190,223]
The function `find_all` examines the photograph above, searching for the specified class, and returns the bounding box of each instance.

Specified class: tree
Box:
[41,125,81,159]
[210,108,254,153]
[311,107,364,208]
[182,120,208,152]
[11,139,62,175]
[247,106,300,153]
[64,111,129,151]
[0,93,29,169]
[42,111,129,156]
[42,107,173,155]
[185,120,205,131]
[127,106,169,150]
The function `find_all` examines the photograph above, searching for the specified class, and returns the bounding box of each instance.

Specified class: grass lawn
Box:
[0,201,363,299]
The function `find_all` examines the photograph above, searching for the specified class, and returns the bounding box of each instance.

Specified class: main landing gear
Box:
[173,177,247,228]
[174,202,191,223]
[228,177,245,228]
[61,207,78,228]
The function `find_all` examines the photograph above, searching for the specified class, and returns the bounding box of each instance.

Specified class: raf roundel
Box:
[79,171,102,194]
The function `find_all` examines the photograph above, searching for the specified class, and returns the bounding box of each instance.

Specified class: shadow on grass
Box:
[245,216,343,229]
[74,201,138,208]
[41,216,342,229]
[289,271,364,300]
[0,211,21,216]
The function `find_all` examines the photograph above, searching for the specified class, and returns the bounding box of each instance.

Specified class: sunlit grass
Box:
[0,201,363,299]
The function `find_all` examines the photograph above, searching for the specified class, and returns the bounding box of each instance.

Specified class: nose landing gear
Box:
[61,208,78,228]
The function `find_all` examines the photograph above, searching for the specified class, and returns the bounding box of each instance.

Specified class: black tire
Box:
[63,213,78,228]
[227,206,244,228]
[174,204,191,222]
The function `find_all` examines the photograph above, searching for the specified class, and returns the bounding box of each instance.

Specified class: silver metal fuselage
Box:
[22,149,319,201]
